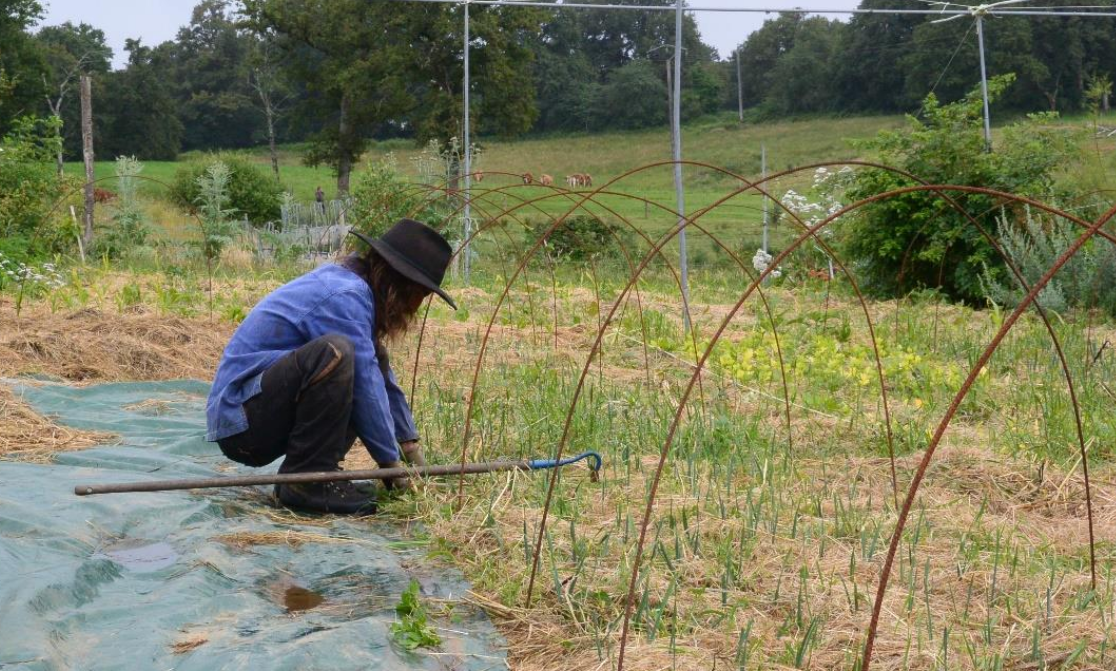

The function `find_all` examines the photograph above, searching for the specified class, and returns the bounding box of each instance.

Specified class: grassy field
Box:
[63,111,1116,263]
[3,253,1115,669]
[22,112,1116,669]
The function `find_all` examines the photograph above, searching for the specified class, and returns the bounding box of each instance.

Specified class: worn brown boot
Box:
[274,480,377,515]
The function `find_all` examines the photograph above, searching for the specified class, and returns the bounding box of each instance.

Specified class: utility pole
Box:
[462,0,472,284]
[761,143,768,254]
[672,0,689,331]
[80,75,94,250]
[976,14,992,151]
[736,47,743,122]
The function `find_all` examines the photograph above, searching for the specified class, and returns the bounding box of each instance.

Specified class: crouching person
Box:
[205,219,457,514]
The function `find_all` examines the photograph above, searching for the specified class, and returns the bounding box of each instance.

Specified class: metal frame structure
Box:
[397,0,1116,310]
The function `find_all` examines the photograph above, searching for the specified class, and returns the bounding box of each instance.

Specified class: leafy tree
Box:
[532,49,598,132]
[0,0,47,133]
[245,0,544,191]
[96,40,183,160]
[841,75,1077,302]
[593,60,668,130]
[34,21,112,170]
[242,0,414,192]
[681,61,725,120]
[164,0,261,150]
[245,36,294,179]
[899,16,1041,111]
[733,13,805,110]
[538,0,714,80]
[834,0,927,112]
[762,17,845,115]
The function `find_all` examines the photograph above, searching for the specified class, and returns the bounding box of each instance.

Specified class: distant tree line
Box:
[732,0,1116,117]
[1,0,1113,188]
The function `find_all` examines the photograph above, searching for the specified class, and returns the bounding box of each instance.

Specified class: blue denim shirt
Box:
[205,263,418,465]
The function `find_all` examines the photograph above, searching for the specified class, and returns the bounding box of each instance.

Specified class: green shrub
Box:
[0,116,76,258]
[528,214,632,262]
[840,74,1077,302]
[96,156,150,260]
[980,206,1116,316]
[169,153,281,225]
[349,155,450,240]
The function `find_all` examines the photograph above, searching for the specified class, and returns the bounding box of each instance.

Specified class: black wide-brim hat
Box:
[349,219,457,310]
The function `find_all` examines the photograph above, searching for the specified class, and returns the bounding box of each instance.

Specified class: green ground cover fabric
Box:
[0,379,506,670]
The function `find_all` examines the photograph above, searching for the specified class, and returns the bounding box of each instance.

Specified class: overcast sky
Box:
[39,0,863,69]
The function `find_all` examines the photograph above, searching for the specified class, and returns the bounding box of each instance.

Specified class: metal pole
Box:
[736,47,743,122]
[462,1,473,283]
[976,14,992,152]
[74,453,604,496]
[761,143,768,254]
[673,0,689,332]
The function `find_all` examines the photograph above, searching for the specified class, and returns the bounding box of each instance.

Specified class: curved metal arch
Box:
[608,183,1106,671]
[408,179,784,512]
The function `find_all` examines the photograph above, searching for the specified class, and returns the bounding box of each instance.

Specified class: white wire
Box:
[925,20,977,99]
[390,0,1116,16]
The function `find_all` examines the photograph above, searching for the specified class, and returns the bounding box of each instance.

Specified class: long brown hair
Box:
[340,250,429,343]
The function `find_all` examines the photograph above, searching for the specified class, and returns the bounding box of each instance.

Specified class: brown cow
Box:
[581,173,593,187]
[473,170,484,183]
[522,172,534,185]
[93,187,116,203]
[540,174,553,186]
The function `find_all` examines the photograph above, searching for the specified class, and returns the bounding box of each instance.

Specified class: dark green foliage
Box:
[833,0,926,113]
[0,116,73,256]
[734,13,805,111]
[680,61,726,121]
[35,21,113,161]
[736,2,1116,116]
[532,50,598,133]
[169,154,281,224]
[841,75,1076,302]
[530,215,632,262]
[96,40,183,160]
[0,0,47,134]
[594,61,668,130]
[761,17,845,116]
[244,0,543,190]
[166,0,262,151]
[531,1,717,133]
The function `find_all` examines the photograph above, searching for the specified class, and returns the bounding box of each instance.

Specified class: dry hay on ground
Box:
[408,436,1115,671]
[0,302,233,382]
[214,530,360,550]
[0,385,114,463]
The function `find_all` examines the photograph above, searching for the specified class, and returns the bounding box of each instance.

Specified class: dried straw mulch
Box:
[0,301,233,463]
[0,384,115,464]
[0,303,233,382]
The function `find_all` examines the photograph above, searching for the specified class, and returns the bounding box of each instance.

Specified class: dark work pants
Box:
[218,334,357,474]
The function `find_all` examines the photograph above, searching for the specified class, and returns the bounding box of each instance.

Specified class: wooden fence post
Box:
[80,75,95,249]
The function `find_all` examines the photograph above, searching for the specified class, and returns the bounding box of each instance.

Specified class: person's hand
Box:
[401,440,426,467]
[381,460,411,492]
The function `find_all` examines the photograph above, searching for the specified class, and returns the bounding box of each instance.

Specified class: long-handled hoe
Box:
[74,452,602,496]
